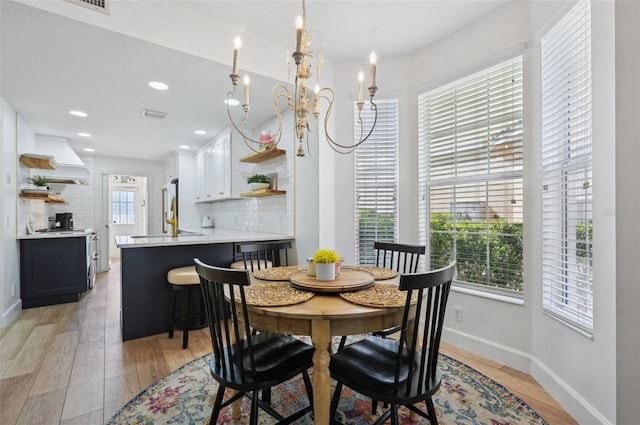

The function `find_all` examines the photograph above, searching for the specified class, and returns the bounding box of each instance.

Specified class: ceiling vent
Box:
[64,0,110,15]
[141,109,167,119]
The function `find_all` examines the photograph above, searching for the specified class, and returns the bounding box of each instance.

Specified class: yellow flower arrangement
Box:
[313,249,340,264]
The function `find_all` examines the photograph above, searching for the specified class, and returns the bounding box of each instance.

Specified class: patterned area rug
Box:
[107,348,547,425]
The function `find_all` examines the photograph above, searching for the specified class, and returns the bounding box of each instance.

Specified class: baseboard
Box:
[443,326,610,425]
[1,298,22,328]
[530,357,612,425]
[442,326,531,372]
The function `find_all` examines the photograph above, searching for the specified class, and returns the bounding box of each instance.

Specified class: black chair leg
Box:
[250,390,259,425]
[337,335,347,351]
[262,388,271,404]
[210,386,225,424]
[168,288,176,339]
[329,381,343,423]
[426,397,438,425]
[182,289,190,349]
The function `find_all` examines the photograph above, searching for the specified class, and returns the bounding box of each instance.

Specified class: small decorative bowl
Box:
[248,182,270,191]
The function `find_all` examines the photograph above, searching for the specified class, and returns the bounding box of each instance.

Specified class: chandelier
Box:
[227,0,379,157]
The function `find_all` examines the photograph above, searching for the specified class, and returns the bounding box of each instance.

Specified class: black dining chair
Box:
[329,261,456,425]
[230,241,293,271]
[194,258,314,425]
[338,241,426,351]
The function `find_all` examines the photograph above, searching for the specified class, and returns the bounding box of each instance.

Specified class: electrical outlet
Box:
[453,306,463,322]
[11,282,16,297]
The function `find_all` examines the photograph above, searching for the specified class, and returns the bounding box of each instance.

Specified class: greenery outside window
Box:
[418,56,524,293]
[355,99,399,265]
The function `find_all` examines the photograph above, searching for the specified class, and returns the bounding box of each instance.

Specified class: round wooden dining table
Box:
[243,269,406,425]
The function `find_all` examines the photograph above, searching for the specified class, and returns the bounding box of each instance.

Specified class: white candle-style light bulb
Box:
[314,85,320,95]
[295,15,304,52]
[243,74,250,105]
[357,70,364,102]
[369,50,377,88]
[232,36,242,75]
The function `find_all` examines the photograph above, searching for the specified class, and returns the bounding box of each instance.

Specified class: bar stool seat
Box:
[167,265,206,349]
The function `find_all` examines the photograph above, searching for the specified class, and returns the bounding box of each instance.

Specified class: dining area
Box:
[189,241,455,425]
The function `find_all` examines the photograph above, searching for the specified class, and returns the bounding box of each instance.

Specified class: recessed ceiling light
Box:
[224,98,240,106]
[77,132,92,138]
[69,110,88,117]
[148,81,169,90]
[83,148,95,152]
[194,130,207,135]
[179,145,190,149]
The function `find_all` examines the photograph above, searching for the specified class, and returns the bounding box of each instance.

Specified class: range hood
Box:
[31,135,90,185]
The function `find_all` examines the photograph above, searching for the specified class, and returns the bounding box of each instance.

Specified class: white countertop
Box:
[17,228,95,240]
[115,228,294,248]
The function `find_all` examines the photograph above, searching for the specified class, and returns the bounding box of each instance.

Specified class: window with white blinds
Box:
[418,56,524,293]
[354,99,399,265]
[541,0,593,332]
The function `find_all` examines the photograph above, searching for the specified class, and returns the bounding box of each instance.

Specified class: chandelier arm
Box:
[226,92,268,154]
[316,88,378,152]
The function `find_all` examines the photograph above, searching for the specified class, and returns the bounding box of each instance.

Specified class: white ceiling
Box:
[1,0,510,161]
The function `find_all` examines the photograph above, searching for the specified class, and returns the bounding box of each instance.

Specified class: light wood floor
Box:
[0,260,577,425]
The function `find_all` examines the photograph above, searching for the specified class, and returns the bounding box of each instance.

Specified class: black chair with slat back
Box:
[230,241,292,271]
[374,241,425,275]
[338,242,426,351]
[194,258,314,425]
[329,262,456,425]
[371,242,425,338]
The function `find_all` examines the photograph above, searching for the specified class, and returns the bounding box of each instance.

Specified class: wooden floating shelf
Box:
[19,155,56,170]
[240,189,286,198]
[239,149,286,164]
[19,193,67,204]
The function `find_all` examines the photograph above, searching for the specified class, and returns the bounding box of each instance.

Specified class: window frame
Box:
[418,55,524,296]
[540,0,594,333]
[354,98,399,265]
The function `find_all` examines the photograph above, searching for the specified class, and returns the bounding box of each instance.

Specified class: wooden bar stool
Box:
[167,266,205,349]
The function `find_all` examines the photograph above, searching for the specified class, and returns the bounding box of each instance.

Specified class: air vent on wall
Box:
[64,0,110,15]
[141,109,167,119]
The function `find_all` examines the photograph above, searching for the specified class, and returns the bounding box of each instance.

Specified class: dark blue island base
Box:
[120,243,233,341]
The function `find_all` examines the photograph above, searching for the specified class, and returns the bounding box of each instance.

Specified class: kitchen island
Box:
[115,228,294,341]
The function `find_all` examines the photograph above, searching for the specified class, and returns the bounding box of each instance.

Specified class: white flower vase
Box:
[315,263,335,281]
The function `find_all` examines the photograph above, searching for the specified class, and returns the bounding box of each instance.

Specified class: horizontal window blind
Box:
[418,56,524,292]
[355,99,399,265]
[541,0,593,332]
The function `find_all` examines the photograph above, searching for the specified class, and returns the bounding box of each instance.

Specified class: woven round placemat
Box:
[252,266,304,281]
[339,283,417,307]
[234,282,314,306]
[343,266,398,280]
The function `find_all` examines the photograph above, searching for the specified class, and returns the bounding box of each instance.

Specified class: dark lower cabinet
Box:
[20,236,88,308]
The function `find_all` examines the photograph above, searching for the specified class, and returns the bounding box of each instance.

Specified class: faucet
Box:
[165,196,178,237]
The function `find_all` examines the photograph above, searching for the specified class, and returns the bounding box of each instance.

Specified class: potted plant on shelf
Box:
[28,175,50,190]
[247,174,271,191]
[313,249,340,281]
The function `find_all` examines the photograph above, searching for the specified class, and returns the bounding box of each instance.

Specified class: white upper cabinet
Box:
[195,129,246,202]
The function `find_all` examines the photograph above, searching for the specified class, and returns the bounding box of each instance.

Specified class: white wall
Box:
[329,1,620,423]
[1,98,22,327]
[614,1,640,423]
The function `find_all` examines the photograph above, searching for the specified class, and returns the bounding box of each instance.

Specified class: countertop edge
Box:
[17,228,95,240]
[115,230,294,248]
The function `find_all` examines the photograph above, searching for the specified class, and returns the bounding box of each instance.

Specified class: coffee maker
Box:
[56,212,73,230]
